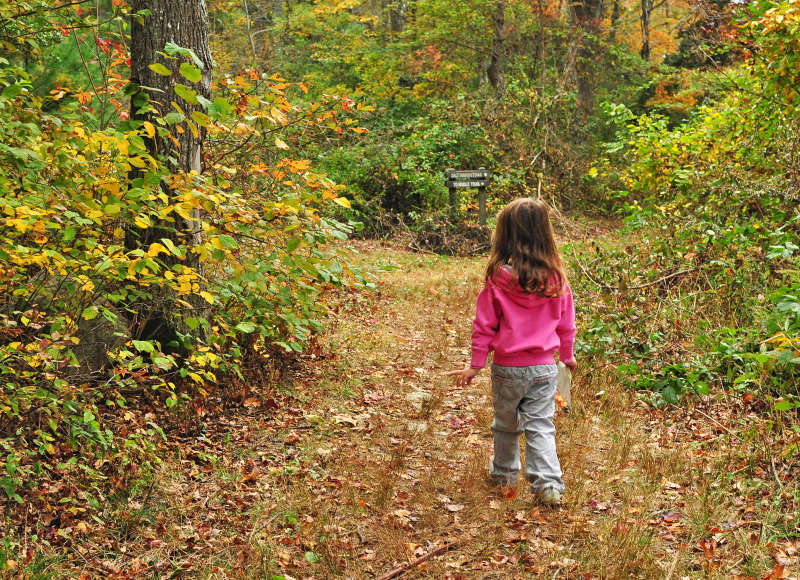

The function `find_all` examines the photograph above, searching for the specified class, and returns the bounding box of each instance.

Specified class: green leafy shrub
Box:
[0,40,364,510]
[319,117,495,230]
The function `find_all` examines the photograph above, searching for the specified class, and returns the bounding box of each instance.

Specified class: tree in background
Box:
[640,0,654,59]
[571,0,605,116]
[487,1,506,96]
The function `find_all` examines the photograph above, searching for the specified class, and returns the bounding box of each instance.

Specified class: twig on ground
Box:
[769,453,784,492]
[574,443,609,451]
[375,537,464,580]
[665,549,680,580]
[693,408,743,441]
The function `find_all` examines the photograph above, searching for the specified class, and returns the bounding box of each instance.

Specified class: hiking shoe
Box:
[536,488,561,507]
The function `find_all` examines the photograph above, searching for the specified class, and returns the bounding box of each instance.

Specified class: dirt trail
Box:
[116,239,795,579]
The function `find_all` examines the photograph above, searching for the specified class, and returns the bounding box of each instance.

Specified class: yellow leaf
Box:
[275,136,289,150]
[147,242,167,258]
[104,182,121,196]
[129,156,147,168]
[174,204,194,221]
[199,291,214,304]
[117,137,129,156]
[171,101,186,116]
[142,121,155,138]
[187,120,199,139]
[333,197,351,209]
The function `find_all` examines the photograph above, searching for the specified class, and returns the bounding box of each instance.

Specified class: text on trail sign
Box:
[446,180,489,188]
[445,169,490,180]
[444,167,492,224]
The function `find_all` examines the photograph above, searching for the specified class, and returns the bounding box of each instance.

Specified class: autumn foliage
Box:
[0,1,365,509]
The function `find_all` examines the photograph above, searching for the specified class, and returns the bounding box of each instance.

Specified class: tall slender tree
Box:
[570,0,604,116]
[487,1,506,97]
[609,0,621,43]
[640,0,655,60]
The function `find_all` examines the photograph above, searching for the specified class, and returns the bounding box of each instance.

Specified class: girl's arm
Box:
[470,284,500,368]
[556,285,576,369]
[448,284,499,387]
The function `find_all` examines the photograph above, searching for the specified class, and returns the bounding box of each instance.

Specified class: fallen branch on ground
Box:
[375,537,464,580]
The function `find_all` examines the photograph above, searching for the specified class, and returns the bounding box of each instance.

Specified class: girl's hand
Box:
[563,358,577,373]
[447,366,481,387]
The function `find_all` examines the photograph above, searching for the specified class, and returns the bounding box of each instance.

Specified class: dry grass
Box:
[26,238,799,579]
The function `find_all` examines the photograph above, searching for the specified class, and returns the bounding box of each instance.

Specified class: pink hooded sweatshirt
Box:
[470,265,576,368]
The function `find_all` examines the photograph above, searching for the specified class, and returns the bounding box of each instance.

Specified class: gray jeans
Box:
[489,363,565,493]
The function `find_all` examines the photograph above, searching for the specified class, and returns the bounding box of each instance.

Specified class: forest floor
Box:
[30,229,798,579]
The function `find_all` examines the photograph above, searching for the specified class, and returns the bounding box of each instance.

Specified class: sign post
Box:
[444,168,491,224]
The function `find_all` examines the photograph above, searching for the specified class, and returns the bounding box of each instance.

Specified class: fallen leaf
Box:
[661,511,680,524]
[762,565,789,580]
[550,557,577,567]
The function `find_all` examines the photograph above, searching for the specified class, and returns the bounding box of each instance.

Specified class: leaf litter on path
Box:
[27,239,799,579]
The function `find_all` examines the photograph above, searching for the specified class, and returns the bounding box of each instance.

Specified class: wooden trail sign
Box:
[444,168,491,224]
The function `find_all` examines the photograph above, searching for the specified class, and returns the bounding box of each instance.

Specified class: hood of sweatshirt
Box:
[491,265,561,307]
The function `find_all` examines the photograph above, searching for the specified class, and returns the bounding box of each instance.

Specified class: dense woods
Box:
[1,0,798,576]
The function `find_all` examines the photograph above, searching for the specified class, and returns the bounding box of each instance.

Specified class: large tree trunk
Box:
[128,1,213,346]
[130,1,212,174]
[570,0,604,117]
[486,1,505,97]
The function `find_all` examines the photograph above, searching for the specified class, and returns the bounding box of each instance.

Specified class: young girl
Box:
[448,198,576,506]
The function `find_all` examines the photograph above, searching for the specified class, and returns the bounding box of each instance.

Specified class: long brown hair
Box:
[486,198,566,296]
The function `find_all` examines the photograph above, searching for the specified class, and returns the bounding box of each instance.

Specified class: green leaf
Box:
[662,385,679,404]
[208,97,233,118]
[235,322,256,333]
[154,357,173,369]
[1,83,24,100]
[275,341,292,352]
[164,42,205,69]
[179,62,203,83]
[174,83,199,105]
[148,63,172,76]
[218,234,238,250]
[775,400,795,411]
[82,306,99,320]
[132,340,155,353]
[304,551,320,564]
[165,111,184,125]
[0,477,19,500]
